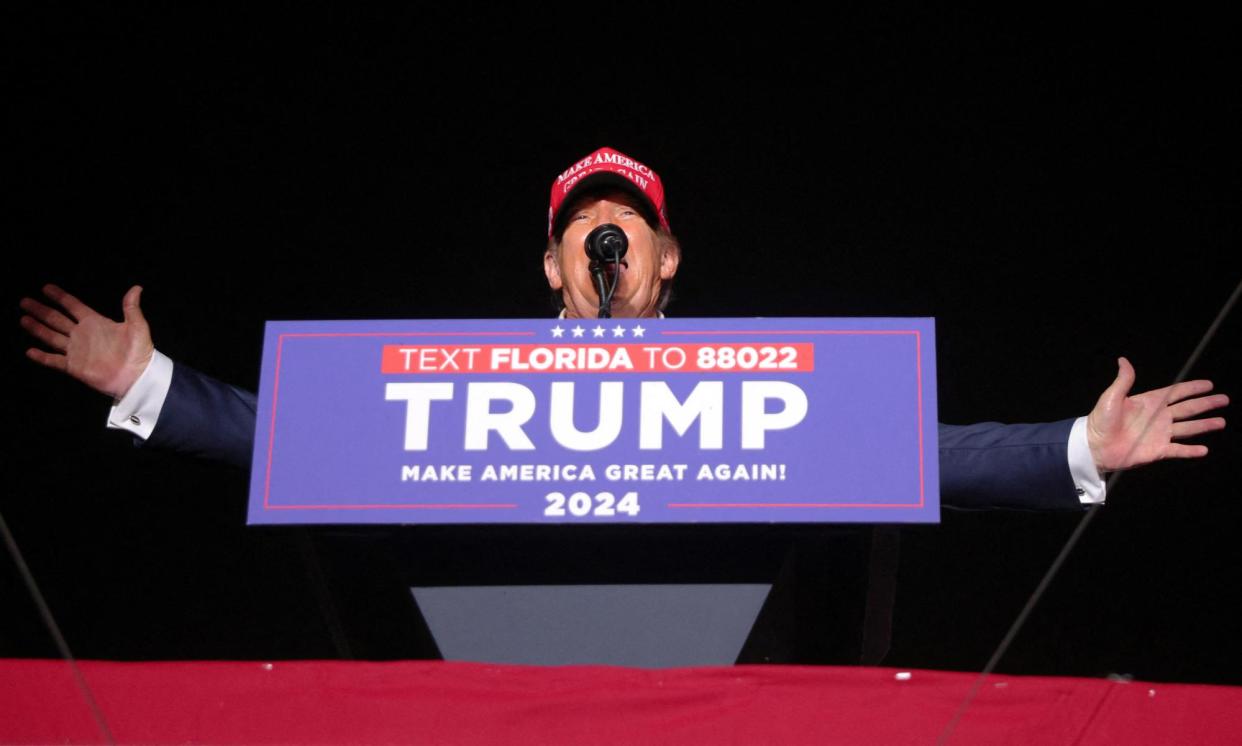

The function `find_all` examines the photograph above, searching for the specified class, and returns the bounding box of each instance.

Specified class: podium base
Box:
[412,584,771,667]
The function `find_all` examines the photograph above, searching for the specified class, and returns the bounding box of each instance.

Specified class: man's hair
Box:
[545,227,681,314]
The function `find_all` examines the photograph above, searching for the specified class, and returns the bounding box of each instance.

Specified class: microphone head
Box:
[585,223,629,262]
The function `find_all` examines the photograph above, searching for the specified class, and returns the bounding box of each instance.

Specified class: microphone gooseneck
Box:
[584,224,628,318]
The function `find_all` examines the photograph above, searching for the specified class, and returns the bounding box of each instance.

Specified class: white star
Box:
[612,325,626,337]
[592,325,606,338]
[631,325,645,338]
[551,325,565,338]
[571,325,585,338]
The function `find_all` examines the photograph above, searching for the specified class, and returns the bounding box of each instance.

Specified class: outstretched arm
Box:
[20,284,153,399]
[1087,357,1228,473]
[21,283,256,467]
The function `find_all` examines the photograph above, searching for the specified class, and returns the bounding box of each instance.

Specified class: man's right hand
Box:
[20,284,155,399]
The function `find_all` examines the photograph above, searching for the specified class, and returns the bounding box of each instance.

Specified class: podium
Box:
[256,318,931,666]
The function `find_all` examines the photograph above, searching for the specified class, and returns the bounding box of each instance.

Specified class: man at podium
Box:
[19,146,1228,509]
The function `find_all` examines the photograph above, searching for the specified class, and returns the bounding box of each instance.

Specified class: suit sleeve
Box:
[145,363,257,469]
[938,419,1083,511]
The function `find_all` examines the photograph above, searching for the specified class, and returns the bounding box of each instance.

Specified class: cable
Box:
[0,509,116,745]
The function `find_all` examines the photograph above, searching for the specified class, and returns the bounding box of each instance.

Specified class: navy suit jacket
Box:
[148,363,1084,512]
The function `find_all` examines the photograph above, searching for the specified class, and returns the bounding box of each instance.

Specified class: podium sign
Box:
[247,318,939,524]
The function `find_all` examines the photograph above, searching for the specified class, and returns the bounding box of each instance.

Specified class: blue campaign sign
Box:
[246,318,939,524]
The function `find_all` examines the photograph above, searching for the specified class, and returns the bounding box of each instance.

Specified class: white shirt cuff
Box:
[1068,416,1106,504]
[106,350,173,440]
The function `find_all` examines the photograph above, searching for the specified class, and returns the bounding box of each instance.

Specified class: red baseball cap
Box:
[547,146,670,238]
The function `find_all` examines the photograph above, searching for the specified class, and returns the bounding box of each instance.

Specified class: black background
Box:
[6,5,1239,683]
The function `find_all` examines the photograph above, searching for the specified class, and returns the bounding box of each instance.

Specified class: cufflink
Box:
[129,415,141,425]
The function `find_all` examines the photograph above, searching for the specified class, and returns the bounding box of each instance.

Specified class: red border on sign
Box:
[260,325,929,514]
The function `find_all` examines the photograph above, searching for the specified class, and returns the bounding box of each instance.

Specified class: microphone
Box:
[584,224,628,318]
[585,223,628,262]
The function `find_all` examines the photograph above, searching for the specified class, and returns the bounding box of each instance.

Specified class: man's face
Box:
[544,189,679,319]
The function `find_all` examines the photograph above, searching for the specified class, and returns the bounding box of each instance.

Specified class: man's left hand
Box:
[1087,357,1228,473]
